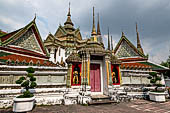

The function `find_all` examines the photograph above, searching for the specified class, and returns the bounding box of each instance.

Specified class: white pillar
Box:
[49,47,55,63]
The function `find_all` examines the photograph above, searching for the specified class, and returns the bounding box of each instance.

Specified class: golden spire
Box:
[64,2,74,28]
[68,2,71,16]
[91,7,97,36]
[97,13,101,35]
[136,22,144,53]
[107,27,110,50]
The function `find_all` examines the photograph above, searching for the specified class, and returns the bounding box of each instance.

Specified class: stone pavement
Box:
[0,100,170,113]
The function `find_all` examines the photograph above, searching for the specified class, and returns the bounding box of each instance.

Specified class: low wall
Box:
[0,65,67,89]
[122,76,150,85]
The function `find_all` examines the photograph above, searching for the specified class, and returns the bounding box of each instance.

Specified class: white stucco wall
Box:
[49,46,68,64]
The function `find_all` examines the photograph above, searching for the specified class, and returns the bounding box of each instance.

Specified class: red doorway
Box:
[90,64,101,92]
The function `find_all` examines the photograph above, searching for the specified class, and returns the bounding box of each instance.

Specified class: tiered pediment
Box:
[116,40,140,58]
[11,28,43,53]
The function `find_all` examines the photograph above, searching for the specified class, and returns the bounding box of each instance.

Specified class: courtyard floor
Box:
[1,99,170,113]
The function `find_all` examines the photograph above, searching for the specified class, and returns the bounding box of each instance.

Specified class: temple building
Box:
[0,4,167,94]
[114,24,167,86]
[0,17,67,87]
[44,4,168,95]
[44,5,123,95]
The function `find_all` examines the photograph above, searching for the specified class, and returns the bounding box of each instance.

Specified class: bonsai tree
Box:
[15,67,37,98]
[147,72,163,92]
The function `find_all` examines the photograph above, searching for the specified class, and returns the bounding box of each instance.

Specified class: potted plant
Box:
[13,67,37,112]
[147,72,166,102]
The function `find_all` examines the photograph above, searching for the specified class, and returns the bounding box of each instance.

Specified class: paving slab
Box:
[0,100,170,113]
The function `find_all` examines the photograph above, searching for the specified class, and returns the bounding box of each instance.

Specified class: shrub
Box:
[15,67,37,98]
[148,72,163,92]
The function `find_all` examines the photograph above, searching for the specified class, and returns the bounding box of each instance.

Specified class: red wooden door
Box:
[90,64,101,92]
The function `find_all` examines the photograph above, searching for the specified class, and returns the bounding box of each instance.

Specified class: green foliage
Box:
[15,79,23,84]
[156,76,161,81]
[20,76,26,80]
[30,82,37,88]
[160,55,170,78]
[21,80,29,87]
[27,73,33,78]
[17,91,34,98]
[149,72,157,77]
[150,79,156,84]
[15,67,37,98]
[30,77,36,81]
[148,72,163,92]
[26,67,35,73]
[156,84,163,87]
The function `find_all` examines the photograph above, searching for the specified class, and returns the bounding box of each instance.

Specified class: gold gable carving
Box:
[11,28,43,53]
[116,40,140,58]
[55,28,65,38]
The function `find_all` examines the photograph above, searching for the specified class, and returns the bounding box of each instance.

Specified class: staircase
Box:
[88,95,116,105]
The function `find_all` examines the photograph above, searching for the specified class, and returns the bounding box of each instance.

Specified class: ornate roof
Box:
[52,3,82,41]
[110,55,121,64]
[66,52,81,63]
[0,17,48,56]
[114,32,146,58]
[79,41,105,54]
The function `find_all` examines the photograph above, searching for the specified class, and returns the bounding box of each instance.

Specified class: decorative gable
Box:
[54,27,66,38]
[116,39,140,58]
[11,28,43,53]
[75,31,82,40]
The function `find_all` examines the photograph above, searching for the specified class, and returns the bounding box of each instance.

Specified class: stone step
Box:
[89,95,116,105]
[91,95,111,100]
[88,100,116,105]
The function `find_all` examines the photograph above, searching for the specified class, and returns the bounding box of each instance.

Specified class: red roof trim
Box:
[0,46,49,59]
[119,57,147,62]
[121,62,151,69]
[0,30,20,42]
[31,26,46,54]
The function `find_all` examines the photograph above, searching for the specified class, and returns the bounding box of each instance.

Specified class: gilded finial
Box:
[33,13,36,22]
[67,2,71,16]
[122,32,125,37]
[108,27,110,50]
[91,6,97,36]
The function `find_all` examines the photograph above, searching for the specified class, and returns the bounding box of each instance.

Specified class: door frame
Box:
[90,60,103,95]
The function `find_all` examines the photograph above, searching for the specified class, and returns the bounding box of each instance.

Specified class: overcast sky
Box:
[0,0,170,64]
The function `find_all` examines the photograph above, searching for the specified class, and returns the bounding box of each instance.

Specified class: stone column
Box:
[66,64,72,87]
[104,54,110,95]
[87,54,90,85]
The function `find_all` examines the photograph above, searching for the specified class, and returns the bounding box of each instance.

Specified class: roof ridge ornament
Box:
[33,13,36,22]
[122,32,125,37]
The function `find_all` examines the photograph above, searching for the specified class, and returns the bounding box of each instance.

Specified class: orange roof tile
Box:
[121,62,151,69]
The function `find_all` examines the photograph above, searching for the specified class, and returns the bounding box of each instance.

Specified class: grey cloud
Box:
[0,0,170,63]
